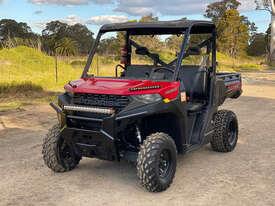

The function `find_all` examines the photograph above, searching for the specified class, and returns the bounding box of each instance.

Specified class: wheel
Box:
[42,124,80,172]
[211,110,238,152]
[137,133,177,192]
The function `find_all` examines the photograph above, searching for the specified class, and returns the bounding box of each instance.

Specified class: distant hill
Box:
[0,46,82,91]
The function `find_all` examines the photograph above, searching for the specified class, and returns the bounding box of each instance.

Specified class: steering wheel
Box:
[150,67,175,80]
[152,67,175,74]
[115,64,126,77]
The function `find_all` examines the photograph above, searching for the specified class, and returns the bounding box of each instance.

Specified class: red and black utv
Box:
[42,20,242,192]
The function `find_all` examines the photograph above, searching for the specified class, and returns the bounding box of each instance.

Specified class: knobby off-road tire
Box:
[211,110,238,152]
[137,133,177,192]
[42,124,80,172]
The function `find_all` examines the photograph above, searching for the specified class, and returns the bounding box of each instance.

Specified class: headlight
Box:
[132,94,162,104]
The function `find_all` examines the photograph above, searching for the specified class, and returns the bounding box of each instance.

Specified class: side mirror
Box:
[186,47,201,56]
[136,47,149,55]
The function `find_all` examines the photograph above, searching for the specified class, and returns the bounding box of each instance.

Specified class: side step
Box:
[182,144,201,154]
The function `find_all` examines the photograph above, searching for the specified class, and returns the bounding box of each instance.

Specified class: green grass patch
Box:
[0,101,24,112]
[0,46,82,91]
[216,52,265,72]
[0,81,43,94]
[0,81,58,112]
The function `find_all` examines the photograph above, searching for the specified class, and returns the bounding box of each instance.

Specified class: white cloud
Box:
[114,0,257,16]
[86,15,128,25]
[62,15,83,25]
[33,15,82,30]
[33,22,47,29]
[34,14,127,30]
[28,0,112,6]
[28,0,257,16]
[239,0,257,12]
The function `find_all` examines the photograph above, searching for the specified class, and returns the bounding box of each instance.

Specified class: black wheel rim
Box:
[228,119,237,146]
[159,149,171,178]
[57,137,75,167]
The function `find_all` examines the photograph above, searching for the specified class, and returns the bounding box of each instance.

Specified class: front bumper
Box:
[61,127,117,161]
[51,103,118,161]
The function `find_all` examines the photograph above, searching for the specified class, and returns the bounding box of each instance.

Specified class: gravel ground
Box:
[0,72,275,206]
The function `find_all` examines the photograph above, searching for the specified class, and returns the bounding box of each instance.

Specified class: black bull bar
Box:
[50,103,118,161]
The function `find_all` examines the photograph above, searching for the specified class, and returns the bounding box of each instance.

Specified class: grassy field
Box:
[0,46,268,111]
[0,46,82,91]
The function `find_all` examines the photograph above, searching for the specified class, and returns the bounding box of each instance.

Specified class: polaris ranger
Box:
[42,20,242,192]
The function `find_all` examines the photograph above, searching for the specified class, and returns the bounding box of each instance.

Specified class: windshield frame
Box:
[81,26,216,81]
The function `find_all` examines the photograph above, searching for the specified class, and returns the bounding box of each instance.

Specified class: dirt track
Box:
[1,72,275,206]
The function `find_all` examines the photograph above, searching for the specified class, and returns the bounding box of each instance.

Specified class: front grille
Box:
[73,93,130,109]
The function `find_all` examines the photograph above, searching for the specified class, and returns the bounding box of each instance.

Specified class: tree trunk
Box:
[271,1,275,66]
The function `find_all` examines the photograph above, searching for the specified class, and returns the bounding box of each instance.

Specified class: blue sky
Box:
[0,0,271,36]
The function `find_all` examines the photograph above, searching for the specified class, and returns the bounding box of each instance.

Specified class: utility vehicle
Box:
[42,20,242,192]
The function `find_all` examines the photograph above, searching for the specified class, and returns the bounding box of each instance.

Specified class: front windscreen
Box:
[85,30,211,81]
[86,31,185,81]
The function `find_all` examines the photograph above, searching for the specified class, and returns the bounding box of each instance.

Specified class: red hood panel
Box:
[65,78,180,99]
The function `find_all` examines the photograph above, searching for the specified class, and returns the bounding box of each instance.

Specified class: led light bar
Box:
[129,85,161,92]
[63,105,115,114]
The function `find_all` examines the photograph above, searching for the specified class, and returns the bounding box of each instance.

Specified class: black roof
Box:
[100,20,215,34]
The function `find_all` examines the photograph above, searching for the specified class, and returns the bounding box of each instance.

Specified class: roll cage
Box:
[81,20,217,81]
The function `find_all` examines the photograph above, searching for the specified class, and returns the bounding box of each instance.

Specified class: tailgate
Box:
[217,72,242,99]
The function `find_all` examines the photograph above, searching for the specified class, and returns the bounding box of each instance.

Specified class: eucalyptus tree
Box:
[255,0,275,64]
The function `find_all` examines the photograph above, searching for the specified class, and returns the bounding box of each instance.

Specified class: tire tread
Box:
[137,132,177,192]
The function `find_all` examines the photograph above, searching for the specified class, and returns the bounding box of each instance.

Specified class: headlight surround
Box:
[66,91,74,98]
[132,94,162,104]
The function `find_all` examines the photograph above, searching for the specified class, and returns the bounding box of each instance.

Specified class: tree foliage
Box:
[265,24,271,52]
[0,19,39,48]
[133,14,162,51]
[248,33,267,56]
[166,35,183,52]
[205,0,257,38]
[217,9,249,57]
[255,0,272,12]
[205,0,241,23]
[42,21,94,55]
[55,37,78,56]
[68,23,94,54]
[205,0,255,57]
[98,37,121,57]
[0,19,35,40]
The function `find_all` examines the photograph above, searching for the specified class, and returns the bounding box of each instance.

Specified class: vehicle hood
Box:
[64,77,180,99]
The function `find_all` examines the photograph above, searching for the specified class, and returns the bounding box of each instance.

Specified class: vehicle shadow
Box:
[72,145,214,190]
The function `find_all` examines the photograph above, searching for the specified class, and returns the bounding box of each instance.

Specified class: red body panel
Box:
[65,78,180,100]
[226,81,242,93]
